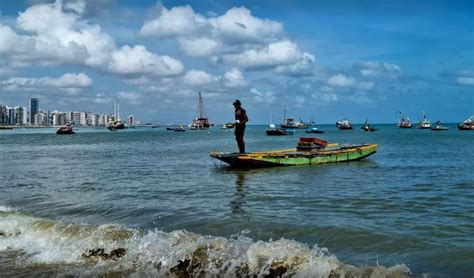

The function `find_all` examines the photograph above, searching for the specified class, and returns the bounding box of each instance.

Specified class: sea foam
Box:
[0,211,411,277]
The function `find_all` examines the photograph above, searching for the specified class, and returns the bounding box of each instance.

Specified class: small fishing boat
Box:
[361,120,377,132]
[305,127,324,134]
[174,127,186,132]
[280,107,309,129]
[336,119,353,130]
[431,121,449,131]
[458,116,474,130]
[221,122,235,129]
[211,137,377,168]
[417,113,431,129]
[56,124,75,135]
[397,111,412,128]
[266,125,294,136]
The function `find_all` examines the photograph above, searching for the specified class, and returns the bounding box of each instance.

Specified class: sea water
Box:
[0,125,472,277]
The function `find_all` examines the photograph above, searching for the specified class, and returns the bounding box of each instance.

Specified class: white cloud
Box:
[274,52,315,76]
[223,68,246,88]
[221,40,301,69]
[140,5,313,75]
[457,77,474,85]
[139,5,206,38]
[211,7,283,44]
[355,61,401,79]
[183,70,218,86]
[1,73,92,91]
[0,1,184,77]
[179,38,222,57]
[327,74,357,88]
[250,88,275,104]
[108,45,183,77]
[327,73,374,90]
[140,6,282,44]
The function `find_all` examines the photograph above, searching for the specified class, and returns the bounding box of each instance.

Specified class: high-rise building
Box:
[15,107,27,125]
[72,112,81,125]
[29,98,39,125]
[0,105,7,125]
[80,112,87,126]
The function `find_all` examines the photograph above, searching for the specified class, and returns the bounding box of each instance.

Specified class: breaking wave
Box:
[0,208,411,277]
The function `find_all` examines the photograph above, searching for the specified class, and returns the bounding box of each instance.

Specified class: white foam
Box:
[0,212,411,276]
[0,205,14,212]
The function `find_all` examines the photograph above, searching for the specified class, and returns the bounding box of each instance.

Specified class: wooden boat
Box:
[458,116,474,130]
[431,121,449,131]
[211,138,377,168]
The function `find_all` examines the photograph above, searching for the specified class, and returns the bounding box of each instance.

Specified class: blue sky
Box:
[0,0,472,124]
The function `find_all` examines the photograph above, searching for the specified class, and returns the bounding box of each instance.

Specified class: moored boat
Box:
[417,112,431,129]
[221,122,235,129]
[336,119,353,130]
[266,125,294,136]
[305,127,324,134]
[211,137,377,168]
[191,92,210,130]
[361,120,378,132]
[458,116,474,130]
[397,111,412,128]
[56,124,75,135]
[431,121,449,131]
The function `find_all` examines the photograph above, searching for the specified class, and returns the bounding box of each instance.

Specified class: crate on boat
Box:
[297,137,328,151]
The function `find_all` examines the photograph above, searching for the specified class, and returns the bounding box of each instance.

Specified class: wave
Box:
[0,209,411,277]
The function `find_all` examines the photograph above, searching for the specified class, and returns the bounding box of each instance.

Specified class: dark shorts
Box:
[235,124,246,136]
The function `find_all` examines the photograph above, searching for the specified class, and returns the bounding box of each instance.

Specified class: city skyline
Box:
[0,0,473,124]
[0,97,133,126]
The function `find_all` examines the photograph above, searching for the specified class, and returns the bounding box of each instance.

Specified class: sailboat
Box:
[266,111,294,135]
[190,92,210,130]
[107,101,125,131]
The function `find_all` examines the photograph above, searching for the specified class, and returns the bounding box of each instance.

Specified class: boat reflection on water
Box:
[230,171,247,217]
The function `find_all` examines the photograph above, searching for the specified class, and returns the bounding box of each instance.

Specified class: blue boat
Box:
[305,127,324,134]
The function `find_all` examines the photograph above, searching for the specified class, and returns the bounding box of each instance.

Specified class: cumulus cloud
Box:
[1,73,92,91]
[221,40,301,69]
[223,68,246,88]
[140,5,313,75]
[327,74,357,88]
[183,70,219,86]
[327,73,374,90]
[0,1,184,77]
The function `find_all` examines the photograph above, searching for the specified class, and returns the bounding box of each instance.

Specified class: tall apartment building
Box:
[29,98,39,125]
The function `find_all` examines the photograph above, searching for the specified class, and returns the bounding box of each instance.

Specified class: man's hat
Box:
[233,99,241,105]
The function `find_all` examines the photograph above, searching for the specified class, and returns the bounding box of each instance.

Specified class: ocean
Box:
[0,124,473,277]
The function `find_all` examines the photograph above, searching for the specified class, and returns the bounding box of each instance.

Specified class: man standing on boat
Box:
[233,100,248,153]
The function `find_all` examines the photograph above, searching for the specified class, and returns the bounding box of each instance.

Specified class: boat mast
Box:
[283,106,287,124]
[198,92,204,119]
[116,102,120,121]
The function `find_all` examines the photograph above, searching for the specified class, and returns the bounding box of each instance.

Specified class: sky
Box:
[0,0,473,124]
